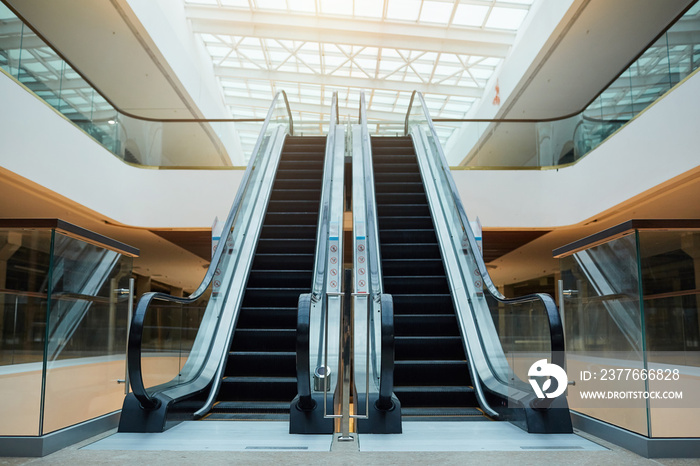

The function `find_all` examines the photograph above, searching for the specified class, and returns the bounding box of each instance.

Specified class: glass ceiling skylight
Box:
[184,0,536,156]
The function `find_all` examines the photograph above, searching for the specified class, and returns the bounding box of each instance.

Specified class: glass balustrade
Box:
[0,221,136,436]
[557,221,700,438]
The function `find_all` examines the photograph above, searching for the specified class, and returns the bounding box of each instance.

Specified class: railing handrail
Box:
[358,90,394,410]
[127,91,293,410]
[295,92,340,411]
[406,90,565,405]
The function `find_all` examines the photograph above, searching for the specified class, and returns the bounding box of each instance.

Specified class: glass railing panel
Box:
[0,228,50,436]
[637,229,700,437]
[560,232,648,436]
[0,291,46,436]
[42,231,133,434]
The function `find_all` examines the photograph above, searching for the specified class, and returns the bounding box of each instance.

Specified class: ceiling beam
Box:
[186,6,514,57]
[215,66,484,97]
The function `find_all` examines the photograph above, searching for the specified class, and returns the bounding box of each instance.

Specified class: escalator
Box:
[204,136,326,420]
[119,93,340,432]
[371,136,482,420]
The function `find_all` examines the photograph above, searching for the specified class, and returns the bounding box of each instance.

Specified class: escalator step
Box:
[255,239,315,254]
[400,407,484,418]
[394,360,470,386]
[379,229,436,243]
[394,314,459,335]
[270,189,321,201]
[376,193,427,204]
[236,307,297,329]
[373,172,423,183]
[375,182,424,193]
[266,200,320,212]
[378,216,434,229]
[382,259,445,276]
[209,401,290,414]
[226,351,296,377]
[373,163,419,173]
[391,293,454,314]
[273,179,322,190]
[218,376,297,401]
[278,160,324,170]
[263,212,319,226]
[242,288,309,307]
[372,154,416,164]
[383,276,450,293]
[259,225,317,239]
[275,169,323,179]
[252,253,314,270]
[395,336,463,360]
[377,204,430,217]
[393,385,478,408]
[231,328,296,352]
[381,243,441,259]
[247,270,313,288]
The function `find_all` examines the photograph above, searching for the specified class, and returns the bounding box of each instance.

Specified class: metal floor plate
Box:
[359,421,607,452]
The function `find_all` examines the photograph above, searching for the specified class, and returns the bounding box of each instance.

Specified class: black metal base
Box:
[355,393,402,434]
[289,393,335,434]
[118,393,178,433]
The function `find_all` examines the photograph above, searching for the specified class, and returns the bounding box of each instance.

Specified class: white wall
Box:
[0,71,241,229]
[2,68,699,231]
[452,71,700,228]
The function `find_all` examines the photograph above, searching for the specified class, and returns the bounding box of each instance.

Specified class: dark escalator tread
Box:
[231,328,296,352]
[383,276,451,294]
[270,189,321,200]
[273,179,322,190]
[378,216,434,229]
[259,225,317,239]
[382,259,446,276]
[255,239,316,254]
[236,308,297,329]
[247,271,313,288]
[401,407,485,419]
[371,136,477,419]
[393,385,478,407]
[394,314,459,335]
[266,200,321,212]
[218,376,297,401]
[252,254,314,269]
[394,360,470,386]
[373,172,423,183]
[379,229,436,243]
[263,212,319,225]
[381,243,442,259]
[275,169,323,179]
[395,336,464,360]
[210,137,326,419]
[226,351,296,377]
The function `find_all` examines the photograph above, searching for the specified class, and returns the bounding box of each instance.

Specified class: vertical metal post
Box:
[124,277,134,395]
[338,269,354,441]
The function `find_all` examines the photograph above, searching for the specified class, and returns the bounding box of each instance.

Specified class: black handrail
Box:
[406,90,565,402]
[127,91,292,410]
[295,293,314,410]
[377,294,395,410]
